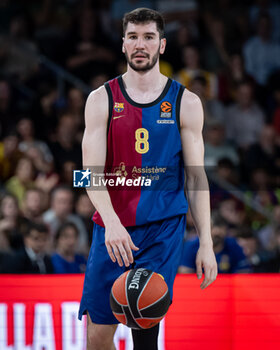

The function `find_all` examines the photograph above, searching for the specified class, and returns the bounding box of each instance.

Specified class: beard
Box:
[125,46,160,72]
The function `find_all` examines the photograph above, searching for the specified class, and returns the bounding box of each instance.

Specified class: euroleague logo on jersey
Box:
[160,101,172,118]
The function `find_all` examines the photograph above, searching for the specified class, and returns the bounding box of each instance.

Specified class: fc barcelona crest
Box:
[114,102,124,113]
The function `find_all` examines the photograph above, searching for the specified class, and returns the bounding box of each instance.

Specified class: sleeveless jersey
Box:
[92,76,188,227]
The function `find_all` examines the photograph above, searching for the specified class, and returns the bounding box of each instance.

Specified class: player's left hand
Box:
[195,244,218,290]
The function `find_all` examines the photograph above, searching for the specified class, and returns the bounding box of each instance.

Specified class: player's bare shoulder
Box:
[84,85,109,128]
[180,88,204,131]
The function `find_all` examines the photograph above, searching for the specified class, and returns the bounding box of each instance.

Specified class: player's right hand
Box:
[105,223,139,267]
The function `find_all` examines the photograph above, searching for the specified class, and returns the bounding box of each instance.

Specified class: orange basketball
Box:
[110,268,170,329]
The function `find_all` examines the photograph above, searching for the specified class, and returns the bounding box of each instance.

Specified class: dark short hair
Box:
[24,187,43,198]
[55,222,79,242]
[257,12,271,24]
[191,75,207,87]
[50,185,73,201]
[25,221,49,237]
[217,158,235,169]
[123,8,165,39]
[235,227,255,239]
[236,79,254,91]
[211,214,228,228]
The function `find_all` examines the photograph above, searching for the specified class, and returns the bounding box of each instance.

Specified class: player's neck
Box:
[124,65,167,93]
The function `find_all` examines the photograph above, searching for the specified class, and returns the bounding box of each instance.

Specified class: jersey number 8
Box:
[135,128,149,154]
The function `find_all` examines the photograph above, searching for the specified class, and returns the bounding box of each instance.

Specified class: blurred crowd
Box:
[0,0,280,274]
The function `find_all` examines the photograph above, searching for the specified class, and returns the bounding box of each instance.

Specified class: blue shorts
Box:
[78,214,186,324]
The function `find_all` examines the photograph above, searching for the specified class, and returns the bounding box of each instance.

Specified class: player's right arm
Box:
[82,87,139,267]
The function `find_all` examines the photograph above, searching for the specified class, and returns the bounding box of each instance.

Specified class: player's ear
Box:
[159,38,166,55]
[122,38,125,53]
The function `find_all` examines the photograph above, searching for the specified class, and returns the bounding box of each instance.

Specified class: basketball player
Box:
[79,8,217,350]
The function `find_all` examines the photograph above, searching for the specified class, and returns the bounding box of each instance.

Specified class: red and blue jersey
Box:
[93,75,188,227]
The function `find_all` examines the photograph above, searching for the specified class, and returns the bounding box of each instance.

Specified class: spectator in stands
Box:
[51,222,87,273]
[271,77,280,135]
[42,185,88,253]
[236,228,276,272]
[17,117,54,172]
[22,188,46,223]
[65,88,86,142]
[34,170,59,196]
[155,2,199,76]
[202,17,230,73]
[247,167,272,191]
[67,88,85,119]
[253,189,277,211]
[177,45,218,99]
[242,167,277,232]
[0,79,18,139]
[189,76,225,124]
[216,158,240,186]
[208,159,241,211]
[272,226,280,272]
[178,215,251,274]
[226,80,265,150]
[5,157,35,207]
[96,0,119,44]
[60,160,77,186]
[0,13,38,81]
[217,198,246,236]
[219,52,255,103]
[110,0,154,36]
[242,124,280,181]
[162,22,196,73]
[64,8,115,81]
[155,0,198,23]
[90,72,110,91]
[30,79,59,142]
[0,196,17,270]
[0,224,11,252]
[201,0,238,43]
[0,250,13,273]
[0,193,29,251]
[5,222,53,274]
[0,194,20,228]
[75,191,95,245]
[204,119,239,167]
[257,204,280,251]
[0,131,22,182]
[25,145,47,174]
[49,113,82,173]
[243,13,280,86]
[249,0,280,44]
[230,8,251,47]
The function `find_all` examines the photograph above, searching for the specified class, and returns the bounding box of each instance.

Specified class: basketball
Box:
[110,268,170,329]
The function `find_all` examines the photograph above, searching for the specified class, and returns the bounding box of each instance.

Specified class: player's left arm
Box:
[180,89,218,289]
